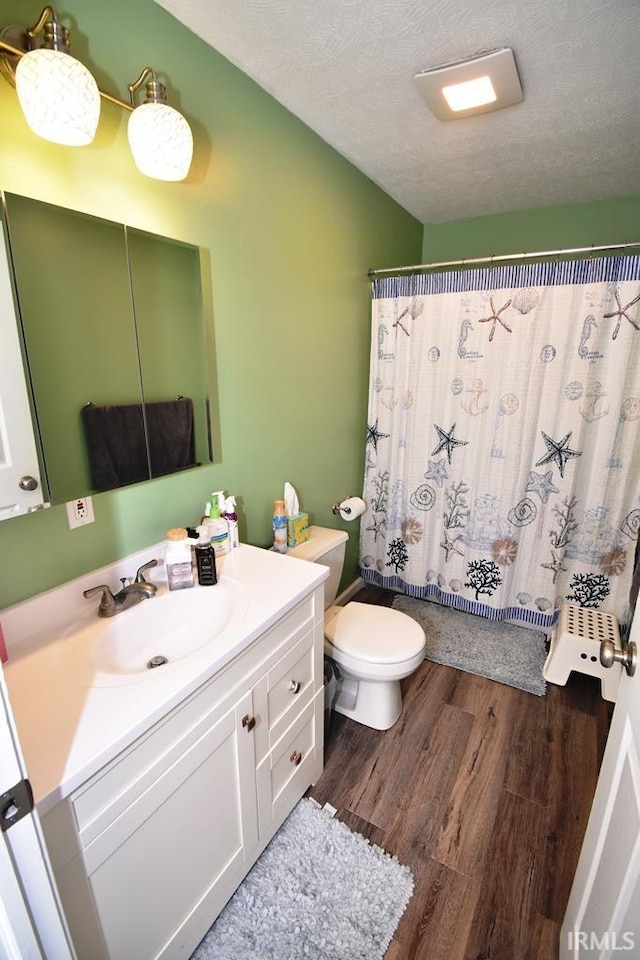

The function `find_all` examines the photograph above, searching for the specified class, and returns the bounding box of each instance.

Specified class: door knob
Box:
[600,639,637,677]
[242,714,256,732]
[18,475,38,491]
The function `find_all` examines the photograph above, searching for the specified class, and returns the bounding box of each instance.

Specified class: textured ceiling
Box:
[154,0,640,223]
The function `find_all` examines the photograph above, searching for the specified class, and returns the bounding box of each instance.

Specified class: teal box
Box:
[287,512,309,548]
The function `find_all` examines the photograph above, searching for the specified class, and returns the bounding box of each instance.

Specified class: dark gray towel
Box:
[81,398,195,492]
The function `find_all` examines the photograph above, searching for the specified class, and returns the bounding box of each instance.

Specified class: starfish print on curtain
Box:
[478,295,513,341]
[604,289,640,339]
[535,431,582,478]
[431,423,468,464]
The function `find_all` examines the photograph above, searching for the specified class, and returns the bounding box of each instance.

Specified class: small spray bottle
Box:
[223,495,239,549]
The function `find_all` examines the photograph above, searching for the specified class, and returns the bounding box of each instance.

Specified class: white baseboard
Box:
[336,577,364,605]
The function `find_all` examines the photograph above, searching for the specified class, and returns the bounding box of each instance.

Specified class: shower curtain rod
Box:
[367,240,640,279]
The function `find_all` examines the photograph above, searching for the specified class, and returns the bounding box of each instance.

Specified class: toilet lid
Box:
[325,602,425,664]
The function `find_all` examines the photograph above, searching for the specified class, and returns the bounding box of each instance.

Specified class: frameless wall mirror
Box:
[0,192,212,517]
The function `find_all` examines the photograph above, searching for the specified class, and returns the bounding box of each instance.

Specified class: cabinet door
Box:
[84,691,259,960]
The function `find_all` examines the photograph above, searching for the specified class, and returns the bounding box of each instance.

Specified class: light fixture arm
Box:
[25,6,66,52]
[128,66,167,107]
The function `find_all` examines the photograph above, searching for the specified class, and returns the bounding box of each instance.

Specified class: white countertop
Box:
[2,544,327,815]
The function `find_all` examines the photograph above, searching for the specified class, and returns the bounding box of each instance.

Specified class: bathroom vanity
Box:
[2,544,328,959]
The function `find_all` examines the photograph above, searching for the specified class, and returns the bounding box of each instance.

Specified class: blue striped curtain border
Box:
[372,254,640,300]
[360,566,557,630]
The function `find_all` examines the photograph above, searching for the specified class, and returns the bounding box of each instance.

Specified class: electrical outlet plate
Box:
[66,496,95,529]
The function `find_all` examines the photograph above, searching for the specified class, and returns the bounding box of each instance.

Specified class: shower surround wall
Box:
[360,256,640,629]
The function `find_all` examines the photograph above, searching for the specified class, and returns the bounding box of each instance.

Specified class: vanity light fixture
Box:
[0,5,193,181]
[127,67,193,182]
[414,48,523,121]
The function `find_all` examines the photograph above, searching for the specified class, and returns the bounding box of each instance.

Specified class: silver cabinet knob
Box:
[288,680,301,694]
[600,639,637,677]
[19,475,38,491]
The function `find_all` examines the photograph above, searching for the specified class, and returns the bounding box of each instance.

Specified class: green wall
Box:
[0,0,421,608]
[422,194,640,262]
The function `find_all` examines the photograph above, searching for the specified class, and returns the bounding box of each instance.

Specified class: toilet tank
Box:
[288,526,348,608]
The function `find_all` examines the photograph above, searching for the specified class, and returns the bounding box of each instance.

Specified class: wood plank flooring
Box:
[308,586,612,960]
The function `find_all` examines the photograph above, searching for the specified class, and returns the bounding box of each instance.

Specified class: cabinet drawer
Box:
[267,630,314,746]
[256,689,323,839]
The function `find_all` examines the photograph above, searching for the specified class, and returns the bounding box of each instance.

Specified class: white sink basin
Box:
[51,578,249,686]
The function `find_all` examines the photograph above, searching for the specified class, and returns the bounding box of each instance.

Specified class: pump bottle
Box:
[195,526,217,585]
[223,496,239,549]
[209,491,231,558]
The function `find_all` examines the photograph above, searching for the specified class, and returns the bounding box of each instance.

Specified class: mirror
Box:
[1,193,211,510]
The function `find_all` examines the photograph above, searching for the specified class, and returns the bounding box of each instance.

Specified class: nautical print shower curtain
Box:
[360,256,640,630]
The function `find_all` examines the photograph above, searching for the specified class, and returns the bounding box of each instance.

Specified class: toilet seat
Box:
[325,602,425,664]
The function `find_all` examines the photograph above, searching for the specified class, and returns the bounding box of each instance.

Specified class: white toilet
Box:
[288,526,426,730]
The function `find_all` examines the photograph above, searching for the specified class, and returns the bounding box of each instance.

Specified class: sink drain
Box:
[147,655,169,669]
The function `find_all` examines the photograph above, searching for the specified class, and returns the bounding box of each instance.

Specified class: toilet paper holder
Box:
[331,496,366,520]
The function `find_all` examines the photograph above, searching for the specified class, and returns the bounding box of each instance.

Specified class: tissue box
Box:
[287,512,309,547]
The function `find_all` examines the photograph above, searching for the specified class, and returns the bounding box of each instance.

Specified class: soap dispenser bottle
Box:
[195,526,217,585]
[209,491,231,558]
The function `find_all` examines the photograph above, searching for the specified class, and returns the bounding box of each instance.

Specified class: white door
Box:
[0,668,73,960]
[560,602,640,958]
[0,213,46,519]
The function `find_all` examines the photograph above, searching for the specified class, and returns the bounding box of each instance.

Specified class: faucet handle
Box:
[135,558,158,583]
[83,584,117,617]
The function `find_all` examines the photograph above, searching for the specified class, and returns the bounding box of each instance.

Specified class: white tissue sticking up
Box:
[284,482,300,518]
[338,496,366,521]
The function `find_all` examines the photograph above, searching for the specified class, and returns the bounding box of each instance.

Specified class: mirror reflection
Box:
[2,193,211,509]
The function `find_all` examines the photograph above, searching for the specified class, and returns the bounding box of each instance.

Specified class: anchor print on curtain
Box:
[360,257,640,629]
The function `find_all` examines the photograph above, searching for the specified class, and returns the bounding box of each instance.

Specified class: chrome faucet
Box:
[83,559,158,617]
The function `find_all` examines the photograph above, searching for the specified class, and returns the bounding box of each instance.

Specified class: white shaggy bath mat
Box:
[190,798,414,960]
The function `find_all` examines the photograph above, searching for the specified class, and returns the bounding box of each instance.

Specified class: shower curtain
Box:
[360,256,640,629]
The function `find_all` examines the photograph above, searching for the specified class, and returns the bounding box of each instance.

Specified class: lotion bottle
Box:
[209,491,230,558]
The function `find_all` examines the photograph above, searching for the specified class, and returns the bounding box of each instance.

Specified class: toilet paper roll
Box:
[338,497,366,521]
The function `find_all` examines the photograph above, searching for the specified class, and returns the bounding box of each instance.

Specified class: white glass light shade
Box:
[15,48,100,147]
[127,102,193,181]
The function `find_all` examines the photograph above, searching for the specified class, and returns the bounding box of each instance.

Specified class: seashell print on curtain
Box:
[360,257,640,630]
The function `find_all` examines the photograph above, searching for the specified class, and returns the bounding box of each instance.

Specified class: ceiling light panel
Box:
[415,48,523,121]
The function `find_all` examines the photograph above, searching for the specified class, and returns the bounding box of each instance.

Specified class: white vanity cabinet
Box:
[39,586,325,960]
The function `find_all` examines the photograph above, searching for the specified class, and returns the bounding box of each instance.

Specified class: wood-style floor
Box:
[308,586,612,960]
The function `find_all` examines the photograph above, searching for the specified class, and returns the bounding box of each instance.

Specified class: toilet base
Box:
[333,675,403,731]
